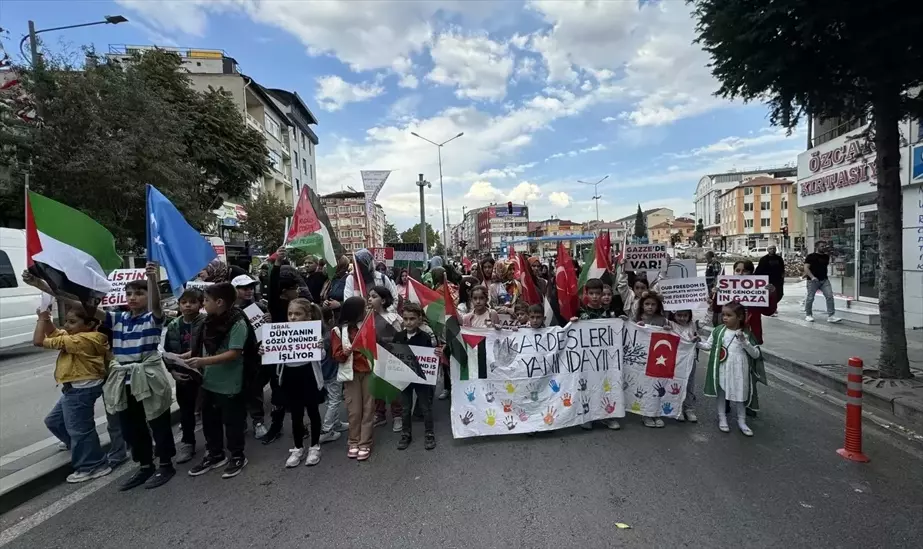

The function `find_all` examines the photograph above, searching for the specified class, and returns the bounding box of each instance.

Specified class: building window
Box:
[781,185,789,194]
[303,159,307,175]
[294,151,298,167]
[743,187,753,196]
[264,116,282,140]
[761,218,771,228]
[761,201,771,211]
[301,133,306,148]
[760,186,771,194]
[781,198,788,210]
[744,219,754,228]
[744,202,754,212]
[310,164,314,180]
[295,179,300,193]
[308,141,313,157]
[268,150,282,172]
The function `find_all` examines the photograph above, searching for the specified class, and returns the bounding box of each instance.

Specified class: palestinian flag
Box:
[443,278,466,379]
[404,277,446,335]
[284,186,339,278]
[349,312,426,403]
[26,191,121,302]
[578,235,612,304]
[455,332,489,381]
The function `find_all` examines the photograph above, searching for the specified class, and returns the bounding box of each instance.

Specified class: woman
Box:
[394,269,409,313]
[488,260,520,315]
[343,249,397,308]
[475,257,495,285]
[199,259,230,283]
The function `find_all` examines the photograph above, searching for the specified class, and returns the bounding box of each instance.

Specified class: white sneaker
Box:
[253,422,269,439]
[392,418,403,433]
[285,448,305,468]
[57,441,68,451]
[437,390,449,400]
[805,315,815,322]
[718,416,730,433]
[319,430,341,444]
[827,316,842,323]
[654,418,665,428]
[605,418,621,430]
[684,410,698,423]
[336,421,349,432]
[305,445,321,466]
[66,465,111,483]
[738,423,754,437]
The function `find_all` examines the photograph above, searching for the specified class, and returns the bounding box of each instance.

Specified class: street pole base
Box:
[836,448,870,463]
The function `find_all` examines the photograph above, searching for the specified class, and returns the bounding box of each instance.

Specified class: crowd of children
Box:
[29,247,771,489]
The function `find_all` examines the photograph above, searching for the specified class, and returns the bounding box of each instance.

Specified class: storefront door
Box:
[856,205,879,301]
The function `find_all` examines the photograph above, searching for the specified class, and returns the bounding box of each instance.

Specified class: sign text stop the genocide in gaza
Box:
[624,244,669,272]
[261,321,323,364]
[716,275,770,305]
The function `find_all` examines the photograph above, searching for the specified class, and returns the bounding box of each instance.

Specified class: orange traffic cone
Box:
[837,357,870,463]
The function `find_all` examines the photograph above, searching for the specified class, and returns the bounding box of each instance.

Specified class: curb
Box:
[0,404,181,516]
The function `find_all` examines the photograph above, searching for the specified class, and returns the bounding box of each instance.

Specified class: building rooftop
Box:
[705,166,797,179]
[612,207,670,224]
[718,176,792,198]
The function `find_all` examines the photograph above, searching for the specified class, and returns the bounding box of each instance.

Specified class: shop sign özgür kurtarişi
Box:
[800,139,877,198]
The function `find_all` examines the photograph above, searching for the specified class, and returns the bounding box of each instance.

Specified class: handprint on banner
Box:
[662,402,674,415]
[485,384,496,403]
[490,338,518,372]
[669,383,682,395]
[516,408,529,422]
[505,381,515,394]
[623,374,635,392]
[601,396,617,414]
[561,393,573,407]
[631,401,642,413]
[527,382,541,402]
[543,406,558,425]
[504,415,517,431]
[634,387,647,399]
[602,377,612,393]
[501,399,513,413]
[653,382,666,398]
[485,409,497,427]
[549,379,561,393]
[578,378,588,392]
[580,394,591,414]
[465,387,476,403]
[460,411,474,425]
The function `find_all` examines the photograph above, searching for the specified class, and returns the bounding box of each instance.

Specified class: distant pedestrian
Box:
[704,251,723,291]
[755,245,785,300]
[803,241,842,323]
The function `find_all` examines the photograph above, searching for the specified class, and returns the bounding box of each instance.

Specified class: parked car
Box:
[0,228,45,349]
[748,247,768,258]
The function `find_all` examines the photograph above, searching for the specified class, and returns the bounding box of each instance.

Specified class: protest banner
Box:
[716,275,769,305]
[261,320,323,364]
[449,319,695,438]
[494,313,520,329]
[101,269,146,307]
[657,277,709,310]
[375,344,439,386]
[624,244,669,272]
[664,259,696,279]
[244,303,266,341]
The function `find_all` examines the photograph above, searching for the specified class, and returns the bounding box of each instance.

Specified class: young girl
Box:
[601,285,614,310]
[488,260,520,315]
[462,285,501,328]
[369,286,403,432]
[616,258,651,317]
[668,310,699,423]
[279,299,326,468]
[37,305,113,483]
[698,302,765,436]
[332,297,375,461]
[632,291,668,327]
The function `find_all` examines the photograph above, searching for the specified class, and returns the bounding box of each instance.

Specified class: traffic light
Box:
[507,201,513,215]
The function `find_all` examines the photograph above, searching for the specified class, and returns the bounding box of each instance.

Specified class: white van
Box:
[0,228,44,349]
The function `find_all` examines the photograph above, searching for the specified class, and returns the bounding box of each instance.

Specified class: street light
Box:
[410,131,464,259]
[578,175,610,225]
[21,16,129,66]
[416,173,432,262]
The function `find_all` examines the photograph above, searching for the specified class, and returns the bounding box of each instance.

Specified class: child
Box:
[633,291,668,327]
[102,262,175,491]
[369,286,404,432]
[395,303,437,451]
[462,285,500,328]
[279,299,326,468]
[38,305,112,483]
[667,310,698,423]
[186,283,256,479]
[601,284,613,309]
[527,303,546,329]
[332,297,375,461]
[163,289,206,464]
[514,301,530,327]
[616,258,651,317]
[572,278,620,431]
[698,302,765,436]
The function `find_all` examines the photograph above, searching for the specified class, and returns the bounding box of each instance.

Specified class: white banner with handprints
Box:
[449,319,696,438]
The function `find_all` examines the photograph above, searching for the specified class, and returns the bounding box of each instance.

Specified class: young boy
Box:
[527,304,546,329]
[163,288,206,464]
[102,262,175,490]
[514,302,530,327]
[394,303,437,451]
[186,283,254,479]
[573,278,620,431]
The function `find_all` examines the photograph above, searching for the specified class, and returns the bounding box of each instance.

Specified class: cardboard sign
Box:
[664,259,697,279]
[370,247,395,267]
[716,275,769,305]
[261,321,323,364]
[375,344,439,387]
[494,313,521,329]
[101,269,146,307]
[244,304,266,341]
[624,244,668,272]
[657,277,709,311]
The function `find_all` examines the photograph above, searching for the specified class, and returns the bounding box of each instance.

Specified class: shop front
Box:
[797,122,922,328]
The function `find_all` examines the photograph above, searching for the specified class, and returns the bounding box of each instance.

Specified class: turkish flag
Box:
[554,242,579,320]
[645,332,680,379]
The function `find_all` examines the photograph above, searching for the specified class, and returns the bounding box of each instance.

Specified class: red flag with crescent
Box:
[645,332,680,378]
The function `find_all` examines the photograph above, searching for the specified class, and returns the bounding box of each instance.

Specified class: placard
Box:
[375,344,439,387]
[716,275,769,305]
[664,259,697,279]
[657,277,709,311]
[624,244,669,272]
[185,280,214,290]
[494,313,520,329]
[101,269,146,307]
[244,303,266,341]
[261,321,323,364]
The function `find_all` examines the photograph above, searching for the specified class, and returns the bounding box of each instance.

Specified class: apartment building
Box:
[612,208,675,237]
[267,88,319,200]
[649,217,696,244]
[717,177,802,253]
[694,167,797,240]
[528,218,582,255]
[320,190,386,252]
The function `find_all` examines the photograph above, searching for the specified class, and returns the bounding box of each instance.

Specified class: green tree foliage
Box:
[633,205,646,239]
[0,46,269,251]
[693,219,706,247]
[383,222,400,244]
[400,222,441,250]
[241,192,289,255]
[690,0,922,378]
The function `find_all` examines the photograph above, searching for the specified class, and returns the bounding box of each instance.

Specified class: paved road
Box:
[1,364,921,548]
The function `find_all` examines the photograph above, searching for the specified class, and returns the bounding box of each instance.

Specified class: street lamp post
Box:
[578,175,610,226]
[416,173,432,262]
[410,131,463,258]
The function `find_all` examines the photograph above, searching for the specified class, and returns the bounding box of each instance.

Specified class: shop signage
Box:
[800,139,876,199]
[912,143,923,183]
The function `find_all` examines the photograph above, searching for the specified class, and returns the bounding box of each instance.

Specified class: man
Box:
[755,245,786,301]
[303,256,327,305]
[803,241,842,323]
[704,251,723,291]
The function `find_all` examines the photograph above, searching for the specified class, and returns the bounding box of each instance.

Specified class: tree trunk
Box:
[872,97,911,379]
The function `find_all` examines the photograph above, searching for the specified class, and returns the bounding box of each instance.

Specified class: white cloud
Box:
[508,181,542,202]
[465,180,501,200]
[426,30,515,101]
[602,116,618,123]
[549,192,572,207]
[315,75,385,111]
[545,143,607,162]
[391,56,419,89]
[675,127,805,157]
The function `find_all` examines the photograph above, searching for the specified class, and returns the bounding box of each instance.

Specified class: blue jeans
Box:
[321,380,345,432]
[105,412,128,465]
[45,385,107,473]
[805,278,836,316]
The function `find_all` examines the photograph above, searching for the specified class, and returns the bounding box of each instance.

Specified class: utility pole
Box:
[416,174,431,262]
[411,131,463,261]
[578,175,610,227]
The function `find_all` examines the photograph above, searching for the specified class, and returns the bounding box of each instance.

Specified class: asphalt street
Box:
[1,361,921,549]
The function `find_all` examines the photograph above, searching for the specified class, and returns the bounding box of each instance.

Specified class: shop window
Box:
[813,206,856,297]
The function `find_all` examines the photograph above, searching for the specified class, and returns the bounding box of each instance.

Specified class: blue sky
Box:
[3,0,806,231]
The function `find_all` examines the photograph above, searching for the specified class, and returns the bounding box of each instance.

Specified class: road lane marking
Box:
[0,416,108,467]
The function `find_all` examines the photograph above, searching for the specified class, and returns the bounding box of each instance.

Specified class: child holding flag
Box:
[395,303,437,451]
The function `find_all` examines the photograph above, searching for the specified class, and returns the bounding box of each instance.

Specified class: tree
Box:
[633,204,646,239]
[693,218,706,247]
[400,222,441,250]
[241,192,289,255]
[383,222,400,244]
[690,0,921,378]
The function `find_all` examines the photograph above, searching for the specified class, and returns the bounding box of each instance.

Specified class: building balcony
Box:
[246,113,262,130]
